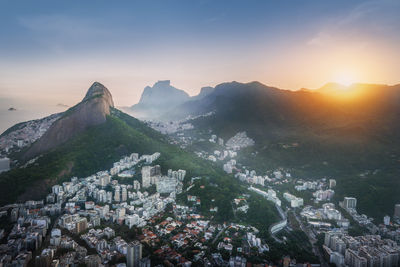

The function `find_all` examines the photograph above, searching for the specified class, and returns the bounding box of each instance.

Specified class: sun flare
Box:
[333,71,358,87]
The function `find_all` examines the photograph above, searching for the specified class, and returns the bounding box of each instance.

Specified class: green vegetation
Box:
[187,82,400,222]
[176,177,244,222]
[267,230,319,263]
[336,206,368,237]
[226,137,400,221]
[0,109,246,228]
[236,192,279,230]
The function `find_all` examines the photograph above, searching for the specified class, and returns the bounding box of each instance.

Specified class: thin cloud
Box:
[307,0,400,47]
[17,14,121,53]
[307,32,331,46]
[18,14,107,37]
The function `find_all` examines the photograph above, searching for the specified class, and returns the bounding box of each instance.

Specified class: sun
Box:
[333,71,358,87]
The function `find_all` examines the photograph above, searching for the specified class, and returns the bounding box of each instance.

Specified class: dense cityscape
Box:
[1,121,400,267]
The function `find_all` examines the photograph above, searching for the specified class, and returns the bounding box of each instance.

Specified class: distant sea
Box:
[0,98,68,134]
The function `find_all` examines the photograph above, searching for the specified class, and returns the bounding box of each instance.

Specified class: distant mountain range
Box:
[128,80,400,219]
[127,80,214,120]
[129,81,400,146]
[130,80,400,123]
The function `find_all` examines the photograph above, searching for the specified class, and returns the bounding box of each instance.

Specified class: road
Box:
[292,211,329,267]
[269,204,287,243]
[212,225,227,244]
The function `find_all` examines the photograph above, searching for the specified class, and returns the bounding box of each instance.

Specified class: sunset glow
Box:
[334,72,358,87]
[0,0,399,106]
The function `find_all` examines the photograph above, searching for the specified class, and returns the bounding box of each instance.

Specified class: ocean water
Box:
[0,98,67,134]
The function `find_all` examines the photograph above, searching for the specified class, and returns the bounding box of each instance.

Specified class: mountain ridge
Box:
[23,82,114,159]
[130,80,400,122]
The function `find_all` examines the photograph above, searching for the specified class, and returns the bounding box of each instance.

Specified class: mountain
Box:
[192,86,215,100]
[24,82,114,159]
[168,81,400,219]
[130,80,190,119]
[0,82,245,223]
[165,81,400,138]
[129,81,217,120]
[127,79,400,220]
[314,82,348,94]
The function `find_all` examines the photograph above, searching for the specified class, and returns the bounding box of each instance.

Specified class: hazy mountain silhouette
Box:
[130,80,190,119]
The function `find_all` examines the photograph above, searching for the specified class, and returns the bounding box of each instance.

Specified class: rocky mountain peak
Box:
[83,82,114,107]
[24,82,115,159]
[153,80,171,87]
[135,80,190,106]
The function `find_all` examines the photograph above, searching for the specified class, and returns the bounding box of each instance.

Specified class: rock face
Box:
[192,86,214,100]
[130,80,190,119]
[138,80,189,106]
[24,82,114,159]
[83,81,114,107]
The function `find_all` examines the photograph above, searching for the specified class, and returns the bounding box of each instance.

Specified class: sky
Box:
[0,0,399,107]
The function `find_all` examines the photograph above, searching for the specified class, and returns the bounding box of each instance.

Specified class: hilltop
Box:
[24,82,114,159]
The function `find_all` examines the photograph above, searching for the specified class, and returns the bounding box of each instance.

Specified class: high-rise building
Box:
[121,186,127,202]
[156,177,176,194]
[107,191,113,203]
[141,166,151,188]
[114,186,120,202]
[97,190,107,203]
[35,253,52,267]
[10,208,19,222]
[141,165,161,188]
[345,249,367,267]
[394,204,400,218]
[116,208,126,218]
[139,257,151,267]
[99,174,110,187]
[52,185,63,195]
[76,218,88,234]
[127,241,142,267]
[0,158,10,173]
[150,165,161,176]
[167,169,186,181]
[133,180,141,190]
[90,216,101,227]
[330,252,345,267]
[343,197,357,210]
[125,214,139,228]
[384,215,390,226]
[17,140,24,147]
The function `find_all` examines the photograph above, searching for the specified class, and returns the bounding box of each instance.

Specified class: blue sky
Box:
[0,0,399,106]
